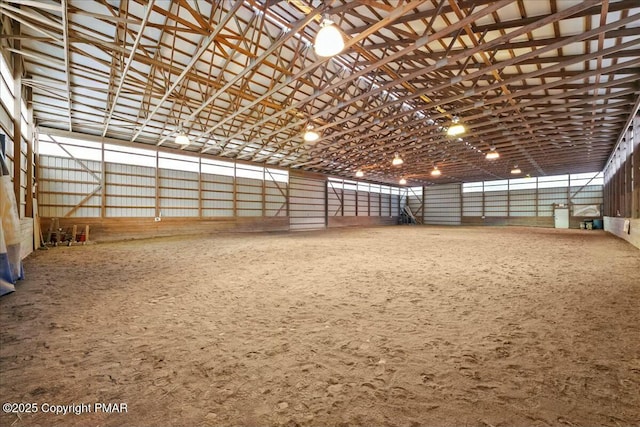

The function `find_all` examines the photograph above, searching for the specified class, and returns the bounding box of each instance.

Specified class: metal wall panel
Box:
[265,181,287,217]
[158,168,199,217]
[406,187,423,222]
[38,155,102,218]
[289,174,326,230]
[424,183,461,225]
[343,190,356,216]
[538,188,567,217]
[327,186,342,216]
[509,189,536,217]
[462,192,483,216]
[237,177,263,217]
[381,193,391,216]
[357,192,369,216]
[485,190,508,217]
[570,185,603,205]
[201,172,234,217]
[369,193,380,216]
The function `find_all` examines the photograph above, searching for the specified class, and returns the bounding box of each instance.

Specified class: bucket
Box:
[592,219,603,229]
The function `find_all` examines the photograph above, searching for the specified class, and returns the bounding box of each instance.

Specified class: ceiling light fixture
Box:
[355,170,364,178]
[446,115,465,136]
[431,166,441,177]
[303,124,320,142]
[486,148,500,160]
[392,153,404,166]
[175,130,190,146]
[399,177,407,185]
[511,165,521,174]
[314,18,344,57]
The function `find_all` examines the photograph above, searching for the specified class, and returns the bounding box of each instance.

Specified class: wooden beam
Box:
[63,184,102,217]
[61,0,72,131]
[130,0,244,142]
[102,0,155,137]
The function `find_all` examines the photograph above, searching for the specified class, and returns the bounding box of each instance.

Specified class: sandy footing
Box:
[1,226,639,426]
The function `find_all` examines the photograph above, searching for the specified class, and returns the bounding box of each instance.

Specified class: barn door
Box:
[554,207,569,228]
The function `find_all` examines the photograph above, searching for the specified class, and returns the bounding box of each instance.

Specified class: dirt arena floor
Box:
[1,226,639,427]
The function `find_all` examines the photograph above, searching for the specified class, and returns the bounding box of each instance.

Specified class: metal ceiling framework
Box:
[1,0,639,185]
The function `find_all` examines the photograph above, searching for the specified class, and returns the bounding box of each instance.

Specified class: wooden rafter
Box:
[4,0,639,185]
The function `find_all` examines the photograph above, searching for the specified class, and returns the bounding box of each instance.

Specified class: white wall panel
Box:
[357,192,369,216]
[369,193,380,216]
[407,187,423,221]
[424,183,461,225]
[265,180,287,217]
[158,168,198,217]
[289,174,325,230]
[343,190,356,216]
[509,189,536,217]
[538,188,567,216]
[381,194,391,216]
[38,155,102,218]
[327,187,342,216]
[462,192,482,216]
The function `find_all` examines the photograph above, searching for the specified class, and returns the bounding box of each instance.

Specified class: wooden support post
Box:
[46,218,54,244]
[101,142,107,218]
[68,224,77,246]
[233,163,237,217]
[262,167,266,217]
[25,87,33,218]
[12,21,22,216]
[198,159,203,219]
[54,218,61,245]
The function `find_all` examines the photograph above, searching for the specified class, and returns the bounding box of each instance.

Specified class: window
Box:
[462,181,483,193]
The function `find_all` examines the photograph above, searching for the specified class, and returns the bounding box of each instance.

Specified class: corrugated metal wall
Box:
[423,183,462,225]
[265,169,288,217]
[459,174,603,223]
[38,155,102,218]
[106,163,156,217]
[406,187,423,222]
[328,179,401,218]
[289,173,326,230]
[38,138,291,221]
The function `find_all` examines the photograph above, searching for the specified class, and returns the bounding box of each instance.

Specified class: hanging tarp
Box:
[1,134,23,296]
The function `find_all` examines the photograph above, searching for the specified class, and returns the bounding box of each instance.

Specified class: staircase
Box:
[399,205,421,225]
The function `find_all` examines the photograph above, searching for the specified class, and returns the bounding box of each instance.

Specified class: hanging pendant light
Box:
[175,130,190,146]
[486,147,500,160]
[446,115,465,136]
[392,153,404,166]
[355,170,364,178]
[431,166,441,177]
[314,18,344,57]
[399,177,407,185]
[511,165,521,174]
[303,124,320,142]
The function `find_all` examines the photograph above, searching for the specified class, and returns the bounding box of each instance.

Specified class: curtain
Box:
[1,134,23,296]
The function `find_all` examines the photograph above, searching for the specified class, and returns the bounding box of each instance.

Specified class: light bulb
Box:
[399,178,407,185]
[431,167,441,177]
[314,19,344,57]
[447,124,465,136]
[355,170,364,178]
[392,153,403,166]
[303,125,319,142]
[486,150,500,160]
[175,132,190,145]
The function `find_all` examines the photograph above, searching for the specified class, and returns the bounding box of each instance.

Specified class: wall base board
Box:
[604,217,640,250]
[39,216,290,243]
[328,216,398,228]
